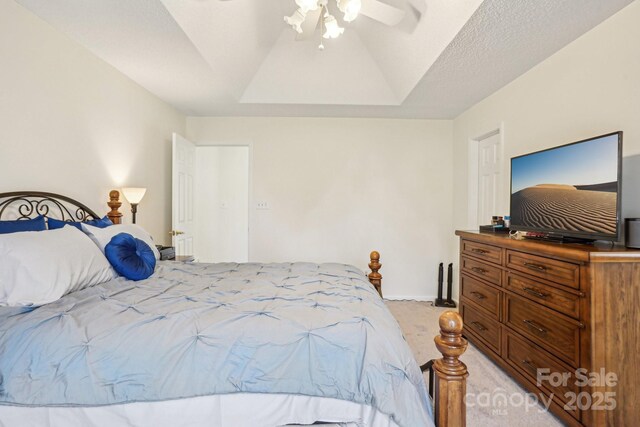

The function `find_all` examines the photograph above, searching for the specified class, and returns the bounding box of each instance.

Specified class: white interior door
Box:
[172,133,196,257]
[477,133,502,225]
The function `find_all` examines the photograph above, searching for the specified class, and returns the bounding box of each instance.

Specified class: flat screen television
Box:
[510,131,623,242]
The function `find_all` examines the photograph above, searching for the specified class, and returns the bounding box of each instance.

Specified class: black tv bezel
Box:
[509,131,623,242]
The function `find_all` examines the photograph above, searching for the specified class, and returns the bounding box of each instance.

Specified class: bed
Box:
[0,191,468,427]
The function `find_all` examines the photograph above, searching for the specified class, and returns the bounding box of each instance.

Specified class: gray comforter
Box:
[0,262,433,426]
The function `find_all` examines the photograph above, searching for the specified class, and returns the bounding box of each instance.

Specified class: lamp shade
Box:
[121,188,147,205]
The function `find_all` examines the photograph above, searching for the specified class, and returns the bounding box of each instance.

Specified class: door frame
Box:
[195,139,253,261]
[467,123,505,229]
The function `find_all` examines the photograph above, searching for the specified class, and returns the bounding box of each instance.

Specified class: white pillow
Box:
[0,227,116,307]
[81,223,161,260]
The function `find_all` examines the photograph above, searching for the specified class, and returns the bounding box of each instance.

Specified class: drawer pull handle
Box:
[523,319,548,334]
[523,287,549,299]
[521,359,537,371]
[471,248,489,255]
[471,267,488,275]
[470,291,486,300]
[470,321,488,331]
[524,262,548,272]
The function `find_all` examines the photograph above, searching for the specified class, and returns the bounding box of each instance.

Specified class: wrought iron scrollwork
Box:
[0,192,100,222]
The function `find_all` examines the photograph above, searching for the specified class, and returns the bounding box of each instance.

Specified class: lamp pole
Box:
[131,203,139,224]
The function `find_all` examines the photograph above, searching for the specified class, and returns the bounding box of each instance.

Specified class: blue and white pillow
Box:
[81,223,160,260]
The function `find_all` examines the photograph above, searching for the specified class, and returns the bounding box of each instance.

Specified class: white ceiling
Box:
[15,0,634,118]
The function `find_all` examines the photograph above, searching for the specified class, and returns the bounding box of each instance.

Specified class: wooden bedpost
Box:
[368,251,383,298]
[433,311,468,427]
[107,190,123,224]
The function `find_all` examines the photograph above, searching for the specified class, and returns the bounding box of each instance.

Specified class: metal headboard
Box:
[0,191,100,221]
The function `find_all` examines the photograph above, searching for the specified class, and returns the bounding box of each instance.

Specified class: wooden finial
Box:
[107,190,123,224]
[433,311,468,427]
[368,251,382,298]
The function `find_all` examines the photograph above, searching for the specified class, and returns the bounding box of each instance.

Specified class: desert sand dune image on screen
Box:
[511,184,617,234]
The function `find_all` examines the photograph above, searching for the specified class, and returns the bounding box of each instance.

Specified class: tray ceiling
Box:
[14,0,634,118]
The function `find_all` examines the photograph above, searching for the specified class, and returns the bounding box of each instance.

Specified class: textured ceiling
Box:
[14,0,635,118]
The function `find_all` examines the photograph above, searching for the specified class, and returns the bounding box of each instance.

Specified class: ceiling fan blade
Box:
[295,7,322,40]
[360,0,406,26]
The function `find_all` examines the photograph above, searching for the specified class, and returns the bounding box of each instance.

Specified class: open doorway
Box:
[195,145,250,263]
[172,134,250,263]
[467,126,504,228]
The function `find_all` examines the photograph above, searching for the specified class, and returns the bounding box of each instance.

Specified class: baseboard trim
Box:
[383,296,460,306]
[383,295,436,302]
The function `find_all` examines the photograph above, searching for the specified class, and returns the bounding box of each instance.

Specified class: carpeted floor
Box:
[386,300,564,427]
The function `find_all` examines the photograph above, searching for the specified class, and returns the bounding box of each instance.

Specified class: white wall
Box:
[453,1,640,245]
[0,0,185,244]
[195,146,249,263]
[187,117,454,299]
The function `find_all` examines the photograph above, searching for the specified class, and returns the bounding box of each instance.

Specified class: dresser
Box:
[455,230,639,426]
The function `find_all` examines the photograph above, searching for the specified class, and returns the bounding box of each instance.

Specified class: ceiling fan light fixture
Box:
[338,0,361,22]
[288,0,407,48]
[295,0,320,14]
[322,12,344,39]
[284,9,307,33]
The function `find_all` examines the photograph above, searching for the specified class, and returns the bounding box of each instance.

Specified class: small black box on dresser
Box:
[625,218,640,248]
[156,245,175,261]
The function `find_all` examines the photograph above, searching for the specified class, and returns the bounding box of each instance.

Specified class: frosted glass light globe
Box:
[284,9,307,33]
[323,13,344,39]
[295,0,320,13]
[338,0,361,22]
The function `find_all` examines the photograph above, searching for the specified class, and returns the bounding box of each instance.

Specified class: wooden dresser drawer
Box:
[504,331,580,417]
[506,273,581,319]
[460,274,501,319]
[461,256,502,287]
[461,303,501,354]
[505,294,582,367]
[455,229,640,426]
[506,250,580,289]
[461,239,502,265]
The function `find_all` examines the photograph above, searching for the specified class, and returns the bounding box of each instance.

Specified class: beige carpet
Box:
[386,300,564,427]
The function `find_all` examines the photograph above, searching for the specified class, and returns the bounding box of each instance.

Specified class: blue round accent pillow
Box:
[105,233,156,281]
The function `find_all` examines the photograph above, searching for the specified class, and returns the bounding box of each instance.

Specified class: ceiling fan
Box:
[284,0,424,48]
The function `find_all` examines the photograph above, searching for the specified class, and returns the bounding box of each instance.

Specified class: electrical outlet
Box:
[256,201,269,210]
